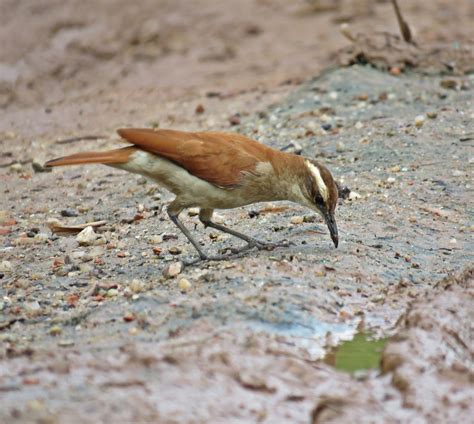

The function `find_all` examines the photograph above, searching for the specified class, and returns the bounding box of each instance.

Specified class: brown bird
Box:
[45,128,340,260]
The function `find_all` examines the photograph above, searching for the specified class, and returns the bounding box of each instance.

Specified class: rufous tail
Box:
[44,146,137,167]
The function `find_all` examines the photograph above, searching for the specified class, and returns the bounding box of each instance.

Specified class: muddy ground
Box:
[1,1,473,423]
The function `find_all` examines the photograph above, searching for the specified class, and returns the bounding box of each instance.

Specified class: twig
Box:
[55,135,107,144]
[391,0,413,44]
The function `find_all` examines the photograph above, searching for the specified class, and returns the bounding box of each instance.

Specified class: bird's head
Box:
[299,159,339,248]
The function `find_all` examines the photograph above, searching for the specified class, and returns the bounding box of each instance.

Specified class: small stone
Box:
[229,114,241,125]
[106,288,119,297]
[449,238,457,245]
[335,141,345,152]
[148,235,163,244]
[290,216,304,225]
[314,265,326,277]
[414,115,425,128]
[348,191,361,201]
[9,163,22,173]
[123,312,135,322]
[152,246,162,256]
[408,216,417,223]
[34,233,49,243]
[32,159,52,173]
[163,262,183,278]
[76,226,105,246]
[130,279,144,293]
[328,91,338,100]
[387,177,396,184]
[389,165,401,173]
[58,339,74,347]
[49,325,63,336]
[355,121,363,130]
[168,246,182,255]
[24,301,41,312]
[321,123,332,131]
[188,208,199,216]
[178,278,192,291]
[426,111,437,119]
[213,214,225,224]
[389,66,401,76]
[195,104,205,114]
[0,260,12,272]
[440,79,457,90]
[451,169,463,177]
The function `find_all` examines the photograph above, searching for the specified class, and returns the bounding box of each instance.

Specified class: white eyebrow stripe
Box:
[306,161,329,202]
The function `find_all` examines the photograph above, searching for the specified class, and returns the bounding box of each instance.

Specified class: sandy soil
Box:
[1,1,473,423]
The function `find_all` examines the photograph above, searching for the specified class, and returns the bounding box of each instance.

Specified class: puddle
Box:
[324,332,388,373]
[248,318,355,360]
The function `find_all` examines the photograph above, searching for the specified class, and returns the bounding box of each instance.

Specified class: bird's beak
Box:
[325,213,339,248]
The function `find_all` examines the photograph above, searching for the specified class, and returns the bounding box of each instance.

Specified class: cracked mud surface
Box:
[1,1,473,423]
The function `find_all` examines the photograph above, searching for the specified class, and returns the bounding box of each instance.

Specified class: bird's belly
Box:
[113,150,260,209]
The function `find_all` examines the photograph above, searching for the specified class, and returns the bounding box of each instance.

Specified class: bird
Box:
[45,128,340,261]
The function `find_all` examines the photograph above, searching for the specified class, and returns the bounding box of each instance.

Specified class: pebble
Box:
[348,191,361,201]
[24,301,41,312]
[387,177,396,184]
[449,238,457,245]
[49,325,63,336]
[148,235,163,244]
[195,104,205,114]
[123,312,135,322]
[321,123,332,131]
[61,208,78,217]
[414,115,425,128]
[427,111,437,119]
[163,262,183,278]
[31,159,51,173]
[76,226,106,246]
[440,79,457,90]
[169,246,182,255]
[34,233,49,243]
[178,278,192,291]
[290,216,304,225]
[389,66,401,76]
[0,260,12,272]
[229,114,241,125]
[188,208,199,216]
[335,141,345,152]
[355,121,363,129]
[130,279,144,293]
[213,214,225,224]
[9,163,22,173]
[106,288,119,297]
[58,339,74,347]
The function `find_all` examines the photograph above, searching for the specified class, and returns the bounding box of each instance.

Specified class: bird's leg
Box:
[199,209,289,254]
[167,206,208,260]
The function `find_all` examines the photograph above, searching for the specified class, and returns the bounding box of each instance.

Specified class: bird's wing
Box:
[117,128,273,188]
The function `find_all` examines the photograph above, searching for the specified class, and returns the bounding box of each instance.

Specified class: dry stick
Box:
[391,0,413,44]
[56,135,107,144]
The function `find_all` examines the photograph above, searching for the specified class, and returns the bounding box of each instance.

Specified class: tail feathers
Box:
[45,146,137,167]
